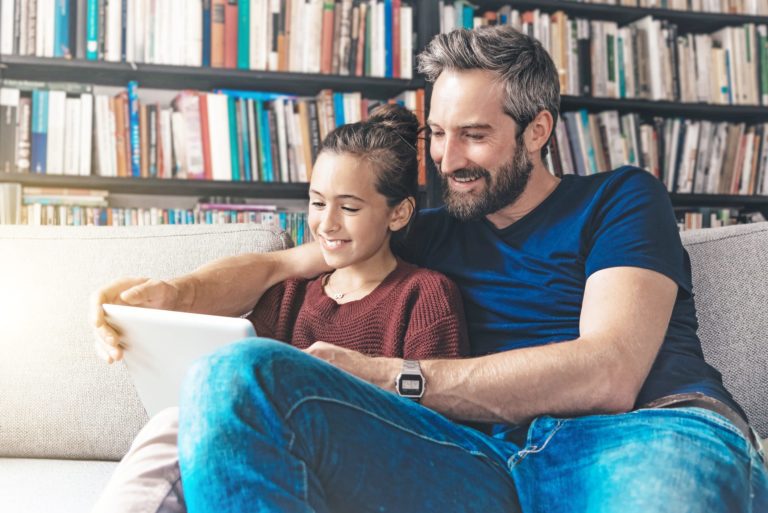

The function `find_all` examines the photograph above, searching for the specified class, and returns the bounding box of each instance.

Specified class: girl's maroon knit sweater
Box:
[248,260,469,359]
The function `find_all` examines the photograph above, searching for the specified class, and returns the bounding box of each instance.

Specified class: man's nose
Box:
[435,136,468,175]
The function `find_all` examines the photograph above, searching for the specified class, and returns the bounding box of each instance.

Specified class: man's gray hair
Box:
[417,26,560,143]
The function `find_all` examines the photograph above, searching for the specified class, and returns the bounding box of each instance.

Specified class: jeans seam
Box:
[669,407,752,447]
[284,395,501,464]
[509,419,565,468]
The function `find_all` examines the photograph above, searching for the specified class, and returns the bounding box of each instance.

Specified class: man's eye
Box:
[431,131,445,138]
[311,202,325,208]
[465,133,485,140]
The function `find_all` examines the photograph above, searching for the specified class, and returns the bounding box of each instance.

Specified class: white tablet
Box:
[103,303,256,416]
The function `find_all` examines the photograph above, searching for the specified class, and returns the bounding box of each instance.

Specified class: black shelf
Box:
[670,193,768,208]
[470,0,768,33]
[560,96,768,122]
[0,173,310,199]
[0,55,425,98]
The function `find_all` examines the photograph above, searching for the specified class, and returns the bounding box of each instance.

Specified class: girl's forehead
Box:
[310,154,380,198]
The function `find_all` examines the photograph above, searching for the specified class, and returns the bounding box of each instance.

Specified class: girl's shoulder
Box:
[394,260,461,296]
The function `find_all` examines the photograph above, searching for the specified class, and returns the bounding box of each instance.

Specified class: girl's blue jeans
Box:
[178,338,768,513]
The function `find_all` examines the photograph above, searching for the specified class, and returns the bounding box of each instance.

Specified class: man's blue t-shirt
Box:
[401,166,744,421]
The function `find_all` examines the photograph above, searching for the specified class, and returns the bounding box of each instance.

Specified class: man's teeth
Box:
[453,175,479,183]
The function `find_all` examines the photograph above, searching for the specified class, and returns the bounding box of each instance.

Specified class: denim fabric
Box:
[178,338,768,513]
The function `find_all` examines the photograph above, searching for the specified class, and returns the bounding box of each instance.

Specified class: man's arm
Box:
[307,266,677,424]
[92,241,328,363]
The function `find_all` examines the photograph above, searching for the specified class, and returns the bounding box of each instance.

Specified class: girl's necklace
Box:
[322,273,373,301]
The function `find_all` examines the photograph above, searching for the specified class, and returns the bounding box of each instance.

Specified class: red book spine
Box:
[392,0,400,78]
[198,93,213,181]
[211,0,226,67]
[224,0,239,68]
[320,2,335,74]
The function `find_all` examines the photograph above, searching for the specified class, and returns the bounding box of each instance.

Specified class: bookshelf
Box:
[2,0,768,227]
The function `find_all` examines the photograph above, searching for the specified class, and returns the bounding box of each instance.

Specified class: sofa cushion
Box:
[681,222,768,439]
[0,457,118,513]
[0,224,292,461]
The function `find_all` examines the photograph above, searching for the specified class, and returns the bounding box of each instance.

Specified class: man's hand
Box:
[90,277,186,364]
[304,342,401,392]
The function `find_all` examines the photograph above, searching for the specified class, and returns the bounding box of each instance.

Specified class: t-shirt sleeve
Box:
[402,273,470,360]
[585,168,692,295]
[245,281,286,340]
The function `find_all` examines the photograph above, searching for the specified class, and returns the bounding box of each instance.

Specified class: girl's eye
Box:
[341,207,360,213]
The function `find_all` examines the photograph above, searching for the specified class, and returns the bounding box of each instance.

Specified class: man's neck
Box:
[485,164,561,230]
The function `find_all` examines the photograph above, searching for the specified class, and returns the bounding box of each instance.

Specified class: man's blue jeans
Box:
[177,338,768,512]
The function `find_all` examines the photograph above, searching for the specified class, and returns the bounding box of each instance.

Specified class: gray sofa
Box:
[0,222,766,513]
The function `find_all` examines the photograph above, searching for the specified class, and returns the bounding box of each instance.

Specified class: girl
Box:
[92,103,469,513]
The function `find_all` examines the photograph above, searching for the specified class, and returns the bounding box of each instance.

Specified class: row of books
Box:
[0,183,312,242]
[585,0,766,13]
[441,6,768,105]
[675,208,766,231]
[550,110,768,196]
[0,0,415,79]
[0,79,426,185]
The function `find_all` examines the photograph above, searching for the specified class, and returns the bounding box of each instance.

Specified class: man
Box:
[93,26,767,512]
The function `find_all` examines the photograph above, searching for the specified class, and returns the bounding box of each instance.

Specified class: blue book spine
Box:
[384,0,392,78]
[31,91,49,174]
[239,99,252,181]
[238,0,250,69]
[214,89,293,101]
[127,81,141,178]
[579,109,598,175]
[202,0,212,67]
[85,0,98,59]
[258,102,274,182]
[333,93,345,126]
[228,96,240,181]
[463,5,473,29]
[54,0,70,57]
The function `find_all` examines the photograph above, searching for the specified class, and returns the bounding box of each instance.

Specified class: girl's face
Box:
[308,152,410,270]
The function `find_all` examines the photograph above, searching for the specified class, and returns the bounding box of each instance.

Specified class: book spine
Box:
[211,0,225,67]
[202,0,211,66]
[228,95,240,180]
[224,0,238,68]
[237,0,250,68]
[31,90,48,174]
[127,80,141,177]
[85,0,98,58]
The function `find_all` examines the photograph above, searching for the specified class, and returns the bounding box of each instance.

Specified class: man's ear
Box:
[524,110,555,155]
[389,197,415,232]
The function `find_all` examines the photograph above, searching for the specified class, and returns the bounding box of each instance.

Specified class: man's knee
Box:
[181,337,311,408]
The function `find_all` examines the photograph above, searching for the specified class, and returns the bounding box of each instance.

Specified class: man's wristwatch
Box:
[395,360,425,401]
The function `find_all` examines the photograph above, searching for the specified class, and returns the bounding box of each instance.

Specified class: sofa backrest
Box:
[681,222,768,438]
[0,224,293,460]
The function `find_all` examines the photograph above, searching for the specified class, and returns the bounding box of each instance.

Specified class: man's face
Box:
[428,69,533,221]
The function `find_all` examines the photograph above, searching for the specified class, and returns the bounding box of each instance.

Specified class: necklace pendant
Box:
[333,292,345,300]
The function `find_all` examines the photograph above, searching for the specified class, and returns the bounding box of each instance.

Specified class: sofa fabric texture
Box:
[0,224,293,461]
[681,222,768,438]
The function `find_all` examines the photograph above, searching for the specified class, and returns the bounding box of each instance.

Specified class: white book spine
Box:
[246,99,260,181]
[159,108,172,179]
[288,0,303,71]
[105,0,123,62]
[63,98,79,175]
[400,4,412,79]
[207,93,232,181]
[134,0,146,62]
[79,93,93,176]
[126,0,135,61]
[187,0,203,67]
[268,0,280,70]
[45,90,66,175]
[0,0,14,54]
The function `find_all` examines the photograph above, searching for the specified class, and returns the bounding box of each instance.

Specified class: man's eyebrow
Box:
[425,120,493,130]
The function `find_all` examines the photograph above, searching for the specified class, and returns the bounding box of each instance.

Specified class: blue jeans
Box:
[177,338,768,513]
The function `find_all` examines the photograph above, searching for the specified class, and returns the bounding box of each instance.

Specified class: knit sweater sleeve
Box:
[402,271,470,360]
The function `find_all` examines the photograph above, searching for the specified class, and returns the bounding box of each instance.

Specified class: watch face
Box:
[397,374,424,397]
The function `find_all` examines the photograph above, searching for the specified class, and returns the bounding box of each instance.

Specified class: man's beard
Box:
[440,142,533,222]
